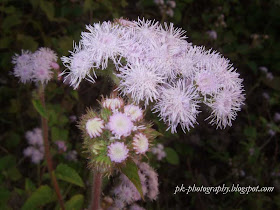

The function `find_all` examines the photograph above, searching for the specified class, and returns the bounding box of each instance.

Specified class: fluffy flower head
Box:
[107,112,133,137]
[154,80,200,133]
[118,62,166,105]
[86,117,104,138]
[107,142,129,163]
[124,105,143,121]
[206,87,245,128]
[132,133,149,154]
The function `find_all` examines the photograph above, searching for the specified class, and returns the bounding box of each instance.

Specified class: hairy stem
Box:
[91,172,102,210]
[39,85,65,210]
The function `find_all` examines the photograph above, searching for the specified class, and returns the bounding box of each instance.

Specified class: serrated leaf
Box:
[165,147,179,165]
[119,159,144,199]
[55,164,84,188]
[65,194,84,210]
[21,185,56,210]
[32,99,48,119]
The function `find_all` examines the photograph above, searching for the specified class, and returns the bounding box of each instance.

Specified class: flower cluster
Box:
[12,48,59,84]
[151,143,166,161]
[23,128,44,164]
[109,161,158,209]
[154,0,176,17]
[78,96,158,175]
[55,140,67,152]
[62,18,245,133]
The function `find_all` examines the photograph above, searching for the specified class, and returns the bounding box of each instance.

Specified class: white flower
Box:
[107,142,129,163]
[206,86,245,129]
[81,21,127,69]
[86,117,104,138]
[153,80,200,133]
[117,62,166,105]
[36,47,57,63]
[124,105,143,121]
[32,48,58,84]
[194,68,223,96]
[107,112,134,137]
[132,133,149,154]
[61,43,95,89]
[12,50,33,83]
[133,18,161,48]
[175,45,204,78]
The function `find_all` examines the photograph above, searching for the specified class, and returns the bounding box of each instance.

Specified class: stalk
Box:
[90,172,102,210]
[38,85,65,210]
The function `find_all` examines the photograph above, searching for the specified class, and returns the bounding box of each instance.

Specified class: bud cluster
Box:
[78,96,158,175]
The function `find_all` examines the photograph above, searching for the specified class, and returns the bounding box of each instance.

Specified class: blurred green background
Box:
[1,0,280,209]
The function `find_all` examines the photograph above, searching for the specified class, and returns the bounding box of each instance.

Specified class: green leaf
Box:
[21,185,56,210]
[119,159,144,199]
[244,126,257,140]
[165,147,179,165]
[0,155,16,171]
[65,194,84,210]
[0,187,11,206]
[25,179,36,193]
[39,0,55,21]
[55,164,84,188]
[32,99,48,119]
[6,167,22,181]
[51,127,69,141]
[17,34,38,51]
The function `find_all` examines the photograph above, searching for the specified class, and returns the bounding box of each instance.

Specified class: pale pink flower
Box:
[61,43,95,89]
[118,62,166,106]
[124,105,143,121]
[132,133,149,154]
[151,143,166,160]
[32,48,57,84]
[25,128,43,146]
[153,80,200,133]
[86,117,104,138]
[12,50,33,83]
[81,21,127,69]
[206,87,245,129]
[107,113,134,137]
[107,142,129,163]
[55,141,67,152]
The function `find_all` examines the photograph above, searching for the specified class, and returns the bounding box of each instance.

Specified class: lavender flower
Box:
[12,48,58,84]
[151,143,166,160]
[23,128,44,164]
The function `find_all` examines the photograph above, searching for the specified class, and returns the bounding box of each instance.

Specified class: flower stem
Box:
[38,85,65,210]
[91,172,102,210]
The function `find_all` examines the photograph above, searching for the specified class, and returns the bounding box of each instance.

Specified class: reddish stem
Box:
[91,172,102,210]
[39,85,65,210]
